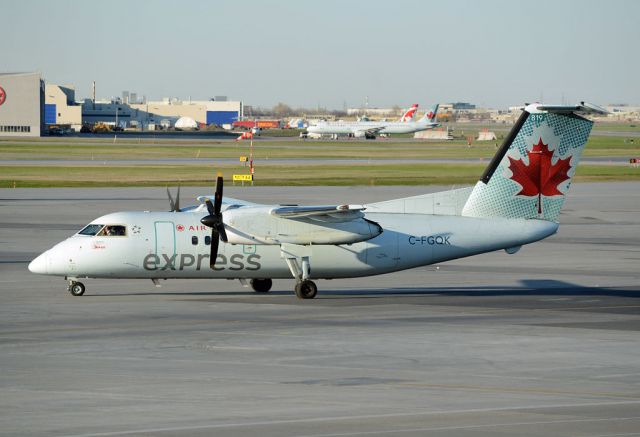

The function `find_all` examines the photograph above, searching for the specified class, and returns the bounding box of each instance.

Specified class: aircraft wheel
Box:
[251,278,272,293]
[294,280,317,299]
[69,282,85,296]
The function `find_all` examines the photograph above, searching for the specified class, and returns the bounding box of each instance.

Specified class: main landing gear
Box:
[280,244,318,300]
[250,278,272,293]
[68,280,85,296]
[294,280,317,299]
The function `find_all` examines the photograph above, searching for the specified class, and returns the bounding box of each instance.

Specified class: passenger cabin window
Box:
[204,236,211,245]
[78,224,104,236]
[192,236,198,245]
[97,225,127,237]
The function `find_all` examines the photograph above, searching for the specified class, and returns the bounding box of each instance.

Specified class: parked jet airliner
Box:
[29,102,606,299]
[307,104,439,139]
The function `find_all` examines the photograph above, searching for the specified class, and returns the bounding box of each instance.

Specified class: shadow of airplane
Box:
[87,279,640,300]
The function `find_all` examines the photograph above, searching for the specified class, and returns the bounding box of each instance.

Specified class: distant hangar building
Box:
[0,72,44,137]
[132,97,243,128]
[0,72,83,136]
[83,97,243,129]
[44,83,82,131]
[1,71,243,136]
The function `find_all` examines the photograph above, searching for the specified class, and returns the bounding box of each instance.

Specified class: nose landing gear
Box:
[68,280,85,296]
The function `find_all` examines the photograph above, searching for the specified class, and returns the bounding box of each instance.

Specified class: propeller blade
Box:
[214,176,223,215]
[210,229,220,268]
[217,224,228,243]
[204,198,215,216]
[203,176,226,269]
[166,186,175,211]
[167,185,181,212]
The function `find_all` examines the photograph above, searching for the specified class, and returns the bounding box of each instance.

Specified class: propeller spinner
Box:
[200,176,228,268]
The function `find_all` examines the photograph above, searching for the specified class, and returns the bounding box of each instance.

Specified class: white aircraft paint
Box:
[307,104,439,139]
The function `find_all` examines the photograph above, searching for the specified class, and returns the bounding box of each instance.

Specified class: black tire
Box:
[251,278,272,293]
[294,280,317,299]
[69,282,85,296]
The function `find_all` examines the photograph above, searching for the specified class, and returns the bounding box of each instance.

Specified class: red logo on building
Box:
[0,87,6,106]
[176,224,185,232]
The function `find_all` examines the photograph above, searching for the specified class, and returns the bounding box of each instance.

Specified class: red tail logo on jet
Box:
[400,104,419,122]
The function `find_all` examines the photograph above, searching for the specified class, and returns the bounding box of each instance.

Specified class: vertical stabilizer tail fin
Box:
[399,104,419,122]
[461,102,607,222]
[418,104,439,123]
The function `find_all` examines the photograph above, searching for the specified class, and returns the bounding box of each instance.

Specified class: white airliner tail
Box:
[461,102,607,222]
[418,104,439,123]
[399,104,419,122]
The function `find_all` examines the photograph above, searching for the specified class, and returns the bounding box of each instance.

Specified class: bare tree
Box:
[272,102,294,117]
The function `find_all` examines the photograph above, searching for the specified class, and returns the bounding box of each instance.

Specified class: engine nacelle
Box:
[353,130,366,138]
[222,206,382,245]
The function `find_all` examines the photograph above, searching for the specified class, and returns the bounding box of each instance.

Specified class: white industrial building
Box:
[1,70,244,136]
[44,83,82,131]
[1,72,85,136]
[0,72,44,137]
[82,97,243,130]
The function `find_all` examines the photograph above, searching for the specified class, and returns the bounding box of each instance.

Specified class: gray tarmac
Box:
[0,156,632,166]
[1,183,639,436]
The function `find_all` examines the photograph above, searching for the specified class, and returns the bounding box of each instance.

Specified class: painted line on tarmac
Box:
[62,401,640,437]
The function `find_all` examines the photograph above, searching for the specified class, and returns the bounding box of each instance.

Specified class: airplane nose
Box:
[28,252,48,274]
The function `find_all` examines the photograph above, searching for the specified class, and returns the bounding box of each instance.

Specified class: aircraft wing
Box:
[197,195,260,207]
[353,126,385,136]
[271,204,366,222]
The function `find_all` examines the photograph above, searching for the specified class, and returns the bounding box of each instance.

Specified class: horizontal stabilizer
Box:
[526,102,608,115]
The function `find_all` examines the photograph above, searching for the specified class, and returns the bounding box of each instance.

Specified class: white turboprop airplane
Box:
[307,104,439,139]
[29,102,606,299]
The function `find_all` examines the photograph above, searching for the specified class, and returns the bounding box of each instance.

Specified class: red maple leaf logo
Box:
[508,138,572,215]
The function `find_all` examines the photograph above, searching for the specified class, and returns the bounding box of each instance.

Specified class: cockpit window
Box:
[78,224,104,236]
[97,225,127,237]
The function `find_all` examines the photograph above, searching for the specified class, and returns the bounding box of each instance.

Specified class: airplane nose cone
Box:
[28,252,48,274]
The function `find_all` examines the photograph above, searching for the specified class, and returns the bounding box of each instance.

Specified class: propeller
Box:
[200,176,228,268]
[167,185,181,212]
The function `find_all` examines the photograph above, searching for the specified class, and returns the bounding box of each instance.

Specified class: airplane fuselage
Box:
[27,102,607,299]
[31,210,557,281]
[307,120,437,136]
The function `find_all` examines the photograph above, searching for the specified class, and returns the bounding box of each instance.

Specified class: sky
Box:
[2,0,639,109]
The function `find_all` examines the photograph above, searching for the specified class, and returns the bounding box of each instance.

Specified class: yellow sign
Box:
[239,156,248,162]
[233,174,253,182]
